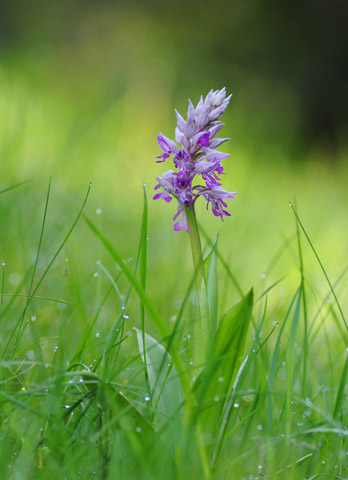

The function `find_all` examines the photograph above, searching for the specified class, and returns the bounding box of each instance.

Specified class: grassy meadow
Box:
[1,14,348,479]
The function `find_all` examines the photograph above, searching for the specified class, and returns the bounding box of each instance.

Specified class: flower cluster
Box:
[154,88,236,232]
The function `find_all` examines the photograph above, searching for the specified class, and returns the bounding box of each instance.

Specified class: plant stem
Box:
[185,203,210,370]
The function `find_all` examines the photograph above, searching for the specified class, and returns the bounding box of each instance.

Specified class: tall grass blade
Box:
[290,202,348,332]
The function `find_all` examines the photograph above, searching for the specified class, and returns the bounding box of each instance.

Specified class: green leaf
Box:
[136,329,183,431]
[194,289,253,442]
[333,352,348,419]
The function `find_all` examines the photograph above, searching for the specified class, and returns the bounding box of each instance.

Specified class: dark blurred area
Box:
[1,0,348,159]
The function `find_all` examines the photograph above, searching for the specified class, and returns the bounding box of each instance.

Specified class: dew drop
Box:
[123,313,130,319]
[95,332,100,338]
[65,404,71,409]
[272,321,279,327]
[4,418,8,423]
[89,182,92,186]
[96,209,102,215]
[261,273,266,279]
[257,424,263,431]
[54,346,58,352]
[93,272,98,277]
[233,402,239,408]
[121,305,126,310]
[144,395,151,402]
[135,426,142,433]
[2,261,5,266]
[288,202,292,207]
[218,376,224,383]
[31,315,36,321]
[214,396,220,402]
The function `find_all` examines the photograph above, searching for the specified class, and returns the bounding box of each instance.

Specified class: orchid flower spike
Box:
[154,88,236,232]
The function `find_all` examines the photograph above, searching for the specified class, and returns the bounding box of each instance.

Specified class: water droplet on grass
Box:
[93,272,98,277]
[233,402,239,408]
[144,395,151,402]
[123,313,130,319]
[218,376,224,382]
[95,332,100,337]
[288,202,292,207]
[214,396,219,402]
[65,404,71,409]
[261,273,266,279]
[135,426,142,433]
[31,315,36,321]
[2,261,5,266]
[257,425,263,431]
[96,209,102,215]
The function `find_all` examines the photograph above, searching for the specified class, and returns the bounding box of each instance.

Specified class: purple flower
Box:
[154,88,236,232]
[173,205,189,233]
[156,134,177,163]
[198,186,237,219]
[194,158,225,188]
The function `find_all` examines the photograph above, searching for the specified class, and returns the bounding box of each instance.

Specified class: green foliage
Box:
[0,182,346,480]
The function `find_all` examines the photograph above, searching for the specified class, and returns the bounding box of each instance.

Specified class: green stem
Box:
[185,203,210,370]
[185,203,212,477]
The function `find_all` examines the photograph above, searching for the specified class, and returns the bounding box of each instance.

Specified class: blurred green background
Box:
[1,0,347,325]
